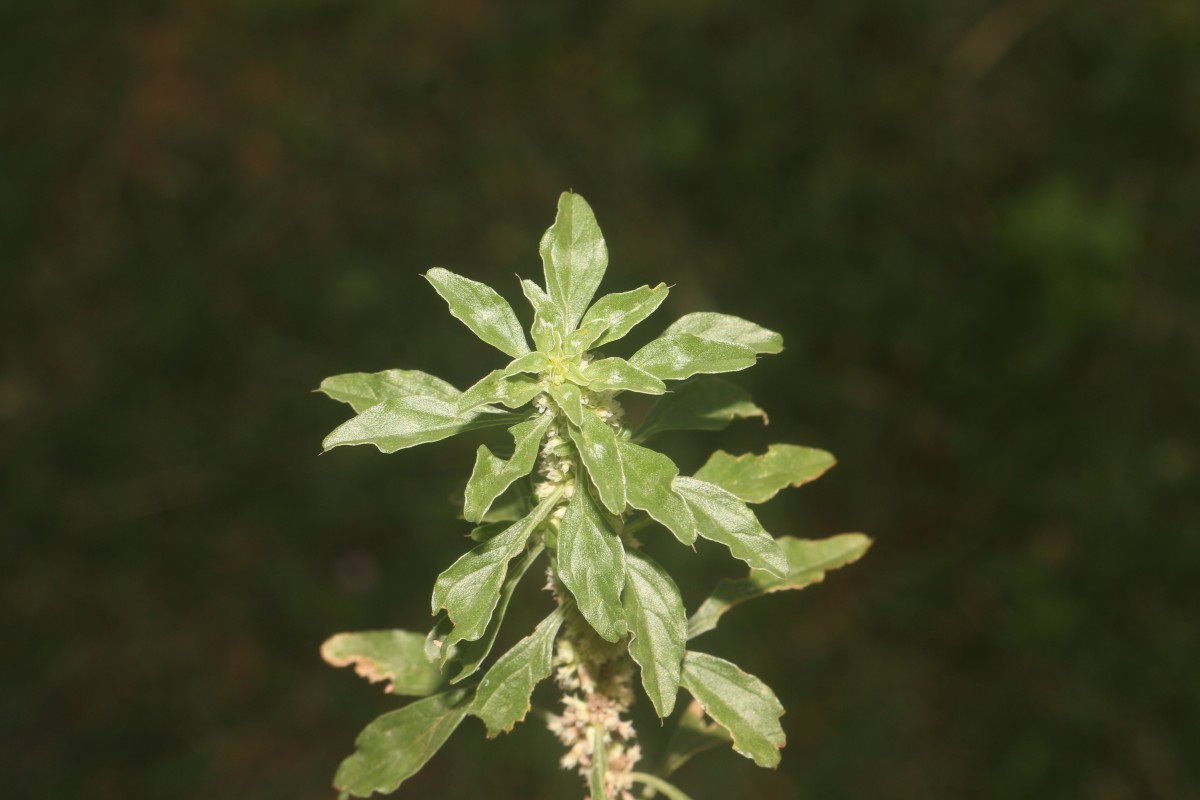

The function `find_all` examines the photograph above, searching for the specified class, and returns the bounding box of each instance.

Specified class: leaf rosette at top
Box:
[318,191,866,799]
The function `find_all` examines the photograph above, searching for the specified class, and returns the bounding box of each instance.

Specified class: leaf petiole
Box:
[630,772,696,800]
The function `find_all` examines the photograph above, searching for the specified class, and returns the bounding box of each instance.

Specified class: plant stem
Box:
[540,387,643,799]
[589,724,608,799]
[620,515,655,537]
[629,772,695,800]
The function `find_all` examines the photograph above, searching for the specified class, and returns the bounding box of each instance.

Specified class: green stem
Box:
[630,772,695,800]
[621,515,655,537]
[589,724,608,799]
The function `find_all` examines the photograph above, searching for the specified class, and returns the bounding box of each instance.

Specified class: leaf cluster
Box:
[318,193,869,799]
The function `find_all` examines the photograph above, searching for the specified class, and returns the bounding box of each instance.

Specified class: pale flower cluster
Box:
[547,635,641,800]
[582,389,624,433]
[533,406,576,520]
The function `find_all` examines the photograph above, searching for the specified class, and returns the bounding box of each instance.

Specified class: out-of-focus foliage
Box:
[2,1,1197,799]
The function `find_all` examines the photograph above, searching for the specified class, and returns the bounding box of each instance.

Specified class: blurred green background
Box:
[4,1,1198,798]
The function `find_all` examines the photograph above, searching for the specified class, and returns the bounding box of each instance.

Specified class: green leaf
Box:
[540,191,608,331]
[622,550,687,718]
[583,357,667,396]
[562,318,610,355]
[692,445,836,504]
[333,688,472,797]
[323,397,513,454]
[560,359,591,385]
[431,495,557,648]
[318,370,461,413]
[557,485,627,642]
[567,410,627,515]
[655,699,732,780]
[425,267,530,358]
[471,605,567,736]
[630,333,758,381]
[578,283,670,348]
[688,534,872,639]
[520,278,565,353]
[663,312,783,355]
[504,351,551,376]
[673,477,787,576]
[548,381,584,426]
[475,482,532,524]
[321,630,444,697]
[458,369,542,413]
[636,377,767,442]
[463,413,554,523]
[679,652,785,768]
[444,543,545,683]
[616,439,696,546]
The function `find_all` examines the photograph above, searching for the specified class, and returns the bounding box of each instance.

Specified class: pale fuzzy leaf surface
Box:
[692,445,836,504]
[431,496,556,647]
[562,318,610,355]
[471,605,567,737]
[333,688,472,797]
[578,283,670,348]
[629,333,757,381]
[319,370,461,413]
[520,278,564,353]
[557,486,627,642]
[548,381,584,426]
[688,534,872,638]
[321,630,444,697]
[663,312,783,355]
[622,549,687,718]
[657,699,733,780]
[559,358,590,385]
[636,377,767,442]
[457,369,541,413]
[679,652,785,769]
[673,477,788,576]
[567,410,627,514]
[583,357,667,396]
[425,267,529,358]
[540,192,608,331]
[323,397,513,454]
[616,439,696,545]
[463,413,554,523]
[503,351,551,376]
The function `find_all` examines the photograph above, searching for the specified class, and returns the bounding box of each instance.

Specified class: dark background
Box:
[4,1,1198,798]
